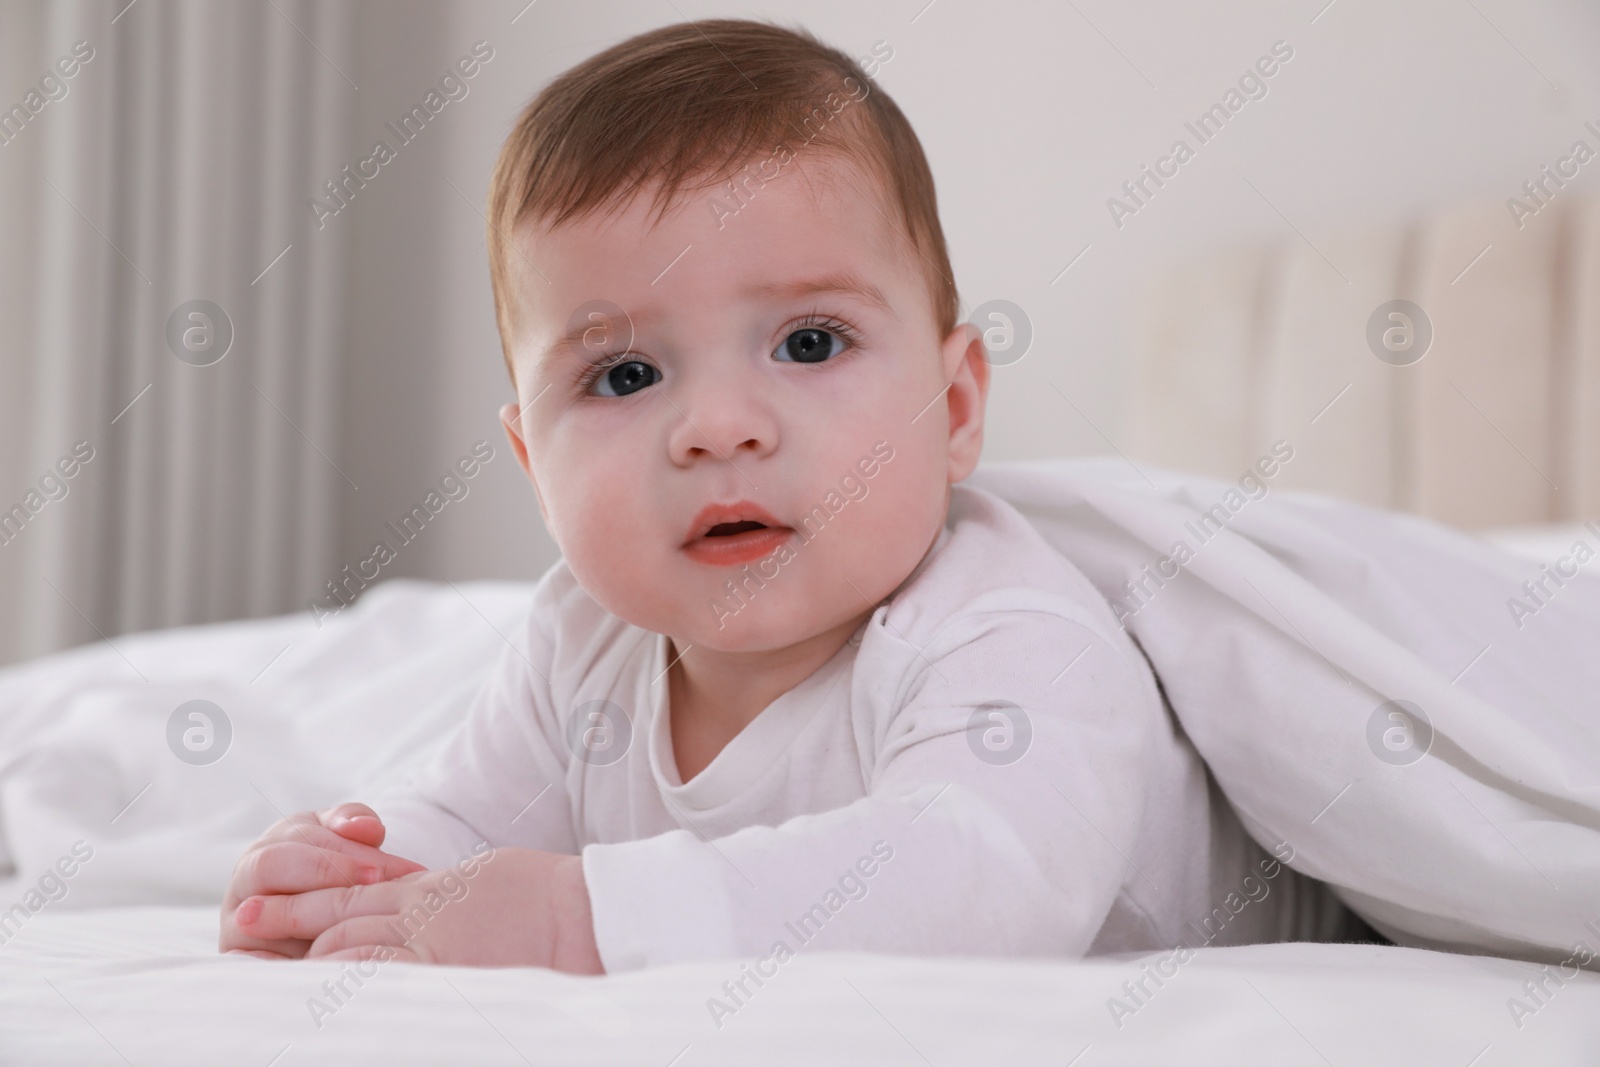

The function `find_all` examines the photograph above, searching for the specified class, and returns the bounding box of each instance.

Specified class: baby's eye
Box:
[775,326,847,364]
[591,359,660,397]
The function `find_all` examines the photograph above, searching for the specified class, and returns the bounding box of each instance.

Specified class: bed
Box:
[1,557,1598,1065]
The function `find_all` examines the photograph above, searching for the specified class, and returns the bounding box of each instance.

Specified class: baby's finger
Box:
[258,809,331,845]
[319,803,387,848]
[319,837,425,881]
[237,841,385,896]
[219,921,311,958]
[266,822,427,881]
[307,914,418,959]
[258,810,376,855]
[253,811,425,878]
[236,881,405,942]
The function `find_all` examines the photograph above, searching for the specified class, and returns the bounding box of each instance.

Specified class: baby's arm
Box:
[230,579,1154,971]
[230,576,590,965]
[581,604,1163,971]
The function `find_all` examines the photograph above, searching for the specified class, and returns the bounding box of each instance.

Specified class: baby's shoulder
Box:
[879,484,1126,647]
[858,485,1165,735]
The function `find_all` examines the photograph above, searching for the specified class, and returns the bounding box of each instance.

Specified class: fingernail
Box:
[235,898,262,925]
[360,867,381,884]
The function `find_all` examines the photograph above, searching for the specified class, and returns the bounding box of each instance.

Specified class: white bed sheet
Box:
[3,905,1597,1065]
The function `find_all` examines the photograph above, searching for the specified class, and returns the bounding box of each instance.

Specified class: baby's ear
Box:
[943,320,980,378]
[499,401,535,477]
[498,402,550,525]
[942,321,989,482]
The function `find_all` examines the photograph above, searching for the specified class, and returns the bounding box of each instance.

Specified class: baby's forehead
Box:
[528,153,915,306]
[611,152,887,238]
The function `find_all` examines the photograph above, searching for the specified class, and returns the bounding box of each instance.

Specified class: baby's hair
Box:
[485,18,959,382]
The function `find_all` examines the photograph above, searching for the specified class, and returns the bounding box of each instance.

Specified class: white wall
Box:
[329,0,1600,584]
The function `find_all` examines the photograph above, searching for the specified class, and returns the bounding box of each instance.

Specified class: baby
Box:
[219,18,1344,973]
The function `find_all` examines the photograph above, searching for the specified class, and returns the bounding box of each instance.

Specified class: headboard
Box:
[1125,196,1600,529]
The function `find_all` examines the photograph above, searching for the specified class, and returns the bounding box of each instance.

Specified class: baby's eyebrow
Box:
[746,272,894,317]
[541,320,628,367]
[539,271,894,366]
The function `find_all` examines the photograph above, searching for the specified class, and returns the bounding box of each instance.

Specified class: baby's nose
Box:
[666,378,779,465]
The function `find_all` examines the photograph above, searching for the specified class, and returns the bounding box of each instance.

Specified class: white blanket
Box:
[965,459,1600,965]
[0,579,535,909]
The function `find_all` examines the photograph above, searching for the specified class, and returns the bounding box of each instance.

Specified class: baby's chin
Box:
[592,582,850,653]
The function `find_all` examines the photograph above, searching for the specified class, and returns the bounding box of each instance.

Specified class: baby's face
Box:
[501,154,986,652]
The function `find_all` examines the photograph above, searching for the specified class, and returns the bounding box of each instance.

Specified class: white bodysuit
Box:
[375,483,1352,973]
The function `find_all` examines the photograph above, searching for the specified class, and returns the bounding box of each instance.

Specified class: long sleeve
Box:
[581,594,1166,973]
[372,575,580,872]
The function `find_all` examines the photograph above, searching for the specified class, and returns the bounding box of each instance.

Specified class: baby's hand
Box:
[220,802,425,959]
[232,847,604,974]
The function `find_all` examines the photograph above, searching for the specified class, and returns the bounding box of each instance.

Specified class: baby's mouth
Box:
[705,520,769,537]
[682,502,793,567]
[683,500,788,545]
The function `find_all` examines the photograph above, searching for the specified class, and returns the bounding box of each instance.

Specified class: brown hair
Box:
[484,18,959,381]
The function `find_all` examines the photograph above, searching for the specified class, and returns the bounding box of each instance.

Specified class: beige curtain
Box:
[0,0,356,666]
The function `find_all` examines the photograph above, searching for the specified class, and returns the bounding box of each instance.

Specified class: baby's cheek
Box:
[541,464,636,562]
[863,440,940,513]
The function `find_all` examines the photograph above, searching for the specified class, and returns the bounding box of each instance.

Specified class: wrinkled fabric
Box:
[967,457,1600,966]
